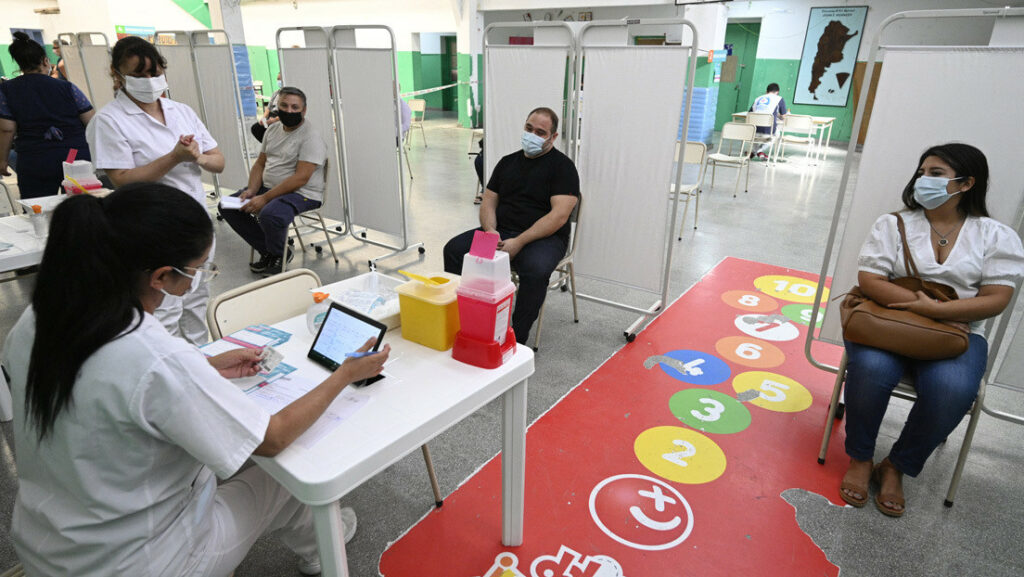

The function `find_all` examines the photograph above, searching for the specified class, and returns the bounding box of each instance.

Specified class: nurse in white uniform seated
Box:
[89,36,225,346]
[3,183,389,577]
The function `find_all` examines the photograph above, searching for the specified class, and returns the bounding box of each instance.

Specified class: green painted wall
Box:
[396,50,422,97]
[172,0,213,28]
[694,59,716,88]
[247,46,271,102]
[749,58,856,142]
[419,53,444,109]
[0,47,17,78]
[457,53,478,127]
[267,50,280,89]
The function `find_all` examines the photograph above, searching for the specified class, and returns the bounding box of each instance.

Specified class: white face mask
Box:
[122,74,168,103]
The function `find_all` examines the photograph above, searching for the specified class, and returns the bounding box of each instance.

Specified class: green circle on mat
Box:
[782,304,824,328]
[669,389,751,434]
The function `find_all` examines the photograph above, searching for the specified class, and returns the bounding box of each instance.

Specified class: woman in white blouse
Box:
[3,183,388,576]
[840,143,1024,517]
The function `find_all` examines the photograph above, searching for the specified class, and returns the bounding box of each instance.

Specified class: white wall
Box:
[239,0,458,51]
[724,0,1018,60]
[0,0,49,44]
[990,14,1024,46]
[36,0,200,44]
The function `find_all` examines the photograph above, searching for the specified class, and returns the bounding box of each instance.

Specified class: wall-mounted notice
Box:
[793,6,868,107]
[115,25,156,43]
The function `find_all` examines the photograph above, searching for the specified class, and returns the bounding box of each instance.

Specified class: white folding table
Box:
[0,214,47,275]
[252,314,534,577]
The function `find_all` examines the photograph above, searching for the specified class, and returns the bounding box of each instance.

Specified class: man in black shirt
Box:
[444,107,580,345]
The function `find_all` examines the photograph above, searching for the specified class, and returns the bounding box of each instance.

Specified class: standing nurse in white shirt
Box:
[89,36,225,345]
[4,183,388,576]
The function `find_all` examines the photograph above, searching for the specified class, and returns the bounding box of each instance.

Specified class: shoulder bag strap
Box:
[891,212,920,279]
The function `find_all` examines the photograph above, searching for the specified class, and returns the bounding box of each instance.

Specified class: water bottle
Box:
[306,292,331,334]
[29,205,47,237]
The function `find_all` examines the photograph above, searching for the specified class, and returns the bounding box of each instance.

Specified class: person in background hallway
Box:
[749,82,787,160]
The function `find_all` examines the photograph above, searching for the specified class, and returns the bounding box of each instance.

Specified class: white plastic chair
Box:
[532,194,583,351]
[0,182,17,216]
[205,268,445,507]
[670,141,708,238]
[818,281,1023,507]
[288,159,340,271]
[772,114,817,166]
[745,112,778,163]
[706,122,756,198]
[406,99,427,148]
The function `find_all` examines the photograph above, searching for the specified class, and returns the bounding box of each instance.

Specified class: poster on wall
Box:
[793,6,868,107]
[115,25,156,43]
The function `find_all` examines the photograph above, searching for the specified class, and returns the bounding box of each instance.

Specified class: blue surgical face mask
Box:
[913,175,963,210]
[521,131,547,157]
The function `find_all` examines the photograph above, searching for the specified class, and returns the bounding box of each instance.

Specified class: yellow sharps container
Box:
[395,272,461,350]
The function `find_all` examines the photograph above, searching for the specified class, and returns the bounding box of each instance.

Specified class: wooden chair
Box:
[206,268,445,507]
[706,122,756,198]
[406,99,427,148]
[670,141,708,238]
[772,114,817,166]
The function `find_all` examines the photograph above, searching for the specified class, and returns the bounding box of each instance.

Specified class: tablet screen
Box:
[308,303,386,374]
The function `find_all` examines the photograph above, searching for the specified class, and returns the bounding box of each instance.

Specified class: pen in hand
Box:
[344,351,377,358]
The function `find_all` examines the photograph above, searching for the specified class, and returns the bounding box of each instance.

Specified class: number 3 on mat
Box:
[732,371,813,413]
[635,426,727,484]
[669,389,751,434]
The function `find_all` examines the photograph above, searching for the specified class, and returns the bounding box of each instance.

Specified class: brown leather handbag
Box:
[840,213,970,360]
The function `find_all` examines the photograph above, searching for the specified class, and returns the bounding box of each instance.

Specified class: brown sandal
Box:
[871,458,906,517]
[839,459,871,507]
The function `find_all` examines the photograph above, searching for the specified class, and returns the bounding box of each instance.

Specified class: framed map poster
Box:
[793,6,868,106]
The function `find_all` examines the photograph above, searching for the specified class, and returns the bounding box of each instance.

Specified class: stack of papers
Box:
[219,196,250,210]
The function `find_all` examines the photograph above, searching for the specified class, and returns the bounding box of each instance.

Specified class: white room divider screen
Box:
[56,33,90,101]
[191,30,252,196]
[572,19,697,340]
[277,27,346,232]
[154,32,204,126]
[807,10,1024,361]
[483,23,576,183]
[77,33,113,111]
[330,25,421,267]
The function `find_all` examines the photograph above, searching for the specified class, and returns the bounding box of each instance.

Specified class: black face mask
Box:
[278,110,303,128]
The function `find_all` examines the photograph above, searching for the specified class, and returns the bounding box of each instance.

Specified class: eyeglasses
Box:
[173,263,219,284]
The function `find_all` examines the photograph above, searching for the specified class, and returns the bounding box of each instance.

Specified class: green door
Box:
[441,36,457,111]
[714,23,760,131]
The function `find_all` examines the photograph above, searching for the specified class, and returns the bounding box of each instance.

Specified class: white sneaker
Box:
[341,507,357,544]
[296,507,357,576]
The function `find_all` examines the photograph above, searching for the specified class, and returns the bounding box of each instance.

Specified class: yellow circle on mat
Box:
[634,426,727,485]
[732,371,813,413]
[753,274,829,304]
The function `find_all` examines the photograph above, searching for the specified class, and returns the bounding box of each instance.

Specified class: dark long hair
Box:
[26,183,212,440]
[110,36,167,81]
[901,143,990,218]
[9,32,48,72]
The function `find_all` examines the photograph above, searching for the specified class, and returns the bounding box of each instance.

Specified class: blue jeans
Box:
[843,333,987,477]
[220,187,321,258]
[443,227,567,345]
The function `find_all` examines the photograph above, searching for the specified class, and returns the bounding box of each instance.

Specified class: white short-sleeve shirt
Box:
[858,210,1024,334]
[89,91,217,205]
[3,308,270,577]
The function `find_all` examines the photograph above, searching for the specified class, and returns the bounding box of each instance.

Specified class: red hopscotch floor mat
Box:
[380,257,850,577]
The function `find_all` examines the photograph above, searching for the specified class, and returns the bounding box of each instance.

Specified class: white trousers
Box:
[202,465,318,577]
[155,235,215,345]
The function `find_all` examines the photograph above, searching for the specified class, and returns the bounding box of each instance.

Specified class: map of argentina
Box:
[794,6,868,107]
[808,21,858,100]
